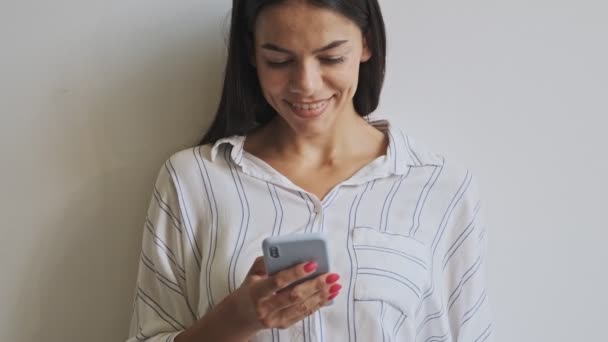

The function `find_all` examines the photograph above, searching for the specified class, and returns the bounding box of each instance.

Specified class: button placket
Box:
[313,202,322,214]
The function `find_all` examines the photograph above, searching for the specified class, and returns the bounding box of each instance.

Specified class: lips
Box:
[285,97,332,118]
[288,101,327,111]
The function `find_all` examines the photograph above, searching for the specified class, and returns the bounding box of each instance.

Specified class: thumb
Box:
[247,256,267,277]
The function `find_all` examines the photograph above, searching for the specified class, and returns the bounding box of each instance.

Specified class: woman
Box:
[127,0,493,341]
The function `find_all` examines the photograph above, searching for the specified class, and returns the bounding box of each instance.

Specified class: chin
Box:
[281,110,339,136]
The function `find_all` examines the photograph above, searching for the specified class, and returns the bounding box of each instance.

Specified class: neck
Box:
[267,113,380,166]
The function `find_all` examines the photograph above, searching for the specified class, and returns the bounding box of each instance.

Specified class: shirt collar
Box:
[209,119,442,175]
[210,134,246,165]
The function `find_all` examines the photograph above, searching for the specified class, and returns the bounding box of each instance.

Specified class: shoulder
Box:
[152,142,235,189]
[149,143,241,215]
[392,127,445,168]
[389,123,481,199]
[165,141,236,174]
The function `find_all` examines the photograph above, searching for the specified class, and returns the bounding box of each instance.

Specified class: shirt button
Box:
[314,203,322,214]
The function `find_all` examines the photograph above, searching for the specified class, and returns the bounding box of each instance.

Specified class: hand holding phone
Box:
[262,233,331,289]
[221,243,341,335]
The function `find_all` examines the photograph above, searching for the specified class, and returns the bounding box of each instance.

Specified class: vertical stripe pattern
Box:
[126,120,493,342]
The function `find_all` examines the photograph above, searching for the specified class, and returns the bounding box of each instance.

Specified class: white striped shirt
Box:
[127,119,493,342]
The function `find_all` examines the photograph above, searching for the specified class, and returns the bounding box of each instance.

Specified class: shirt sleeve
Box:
[420,173,494,342]
[126,161,200,342]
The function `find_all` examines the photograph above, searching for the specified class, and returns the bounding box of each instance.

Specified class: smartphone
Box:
[262,233,330,291]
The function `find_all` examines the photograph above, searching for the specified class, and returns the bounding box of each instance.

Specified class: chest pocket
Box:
[352,227,431,315]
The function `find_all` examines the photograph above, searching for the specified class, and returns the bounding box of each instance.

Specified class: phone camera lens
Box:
[270,246,279,258]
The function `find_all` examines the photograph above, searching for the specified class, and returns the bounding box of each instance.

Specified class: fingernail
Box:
[303,261,317,273]
[329,284,342,293]
[328,292,339,300]
[325,274,340,284]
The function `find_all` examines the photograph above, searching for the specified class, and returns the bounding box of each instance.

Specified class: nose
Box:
[288,60,321,96]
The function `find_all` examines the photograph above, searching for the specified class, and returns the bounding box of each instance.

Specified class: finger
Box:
[247,256,267,276]
[263,272,339,313]
[252,261,317,298]
[266,283,322,313]
[271,291,331,329]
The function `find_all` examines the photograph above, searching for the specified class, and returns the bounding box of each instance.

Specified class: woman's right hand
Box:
[221,256,342,334]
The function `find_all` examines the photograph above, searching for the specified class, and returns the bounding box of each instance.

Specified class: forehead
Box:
[254,1,361,48]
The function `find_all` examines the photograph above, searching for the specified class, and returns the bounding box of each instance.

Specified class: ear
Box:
[360,32,372,63]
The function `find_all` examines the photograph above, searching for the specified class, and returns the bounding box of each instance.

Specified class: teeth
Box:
[289,101,326,110]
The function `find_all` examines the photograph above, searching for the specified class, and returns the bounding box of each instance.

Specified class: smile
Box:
[285,98,332,118]
[288,101,327,110]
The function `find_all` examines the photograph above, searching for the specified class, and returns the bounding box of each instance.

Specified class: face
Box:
[253,0,371,135]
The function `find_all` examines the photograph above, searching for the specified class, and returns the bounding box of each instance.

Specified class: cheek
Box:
[257,68,287,96]
[329,64,361,95]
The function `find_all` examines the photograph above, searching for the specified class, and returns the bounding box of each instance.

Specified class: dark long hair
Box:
[200,0,387,145]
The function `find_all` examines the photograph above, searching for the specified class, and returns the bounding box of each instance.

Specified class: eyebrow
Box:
[261,40,349,54]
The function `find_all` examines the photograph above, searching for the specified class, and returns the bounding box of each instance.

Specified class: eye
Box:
[320,57,346,65]
[266,60,292,68]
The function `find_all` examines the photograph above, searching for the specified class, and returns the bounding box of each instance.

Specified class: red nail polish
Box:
[328,292,338,300]
[303,261,317,273]
[325,274,340,284]
[329,284,342,293]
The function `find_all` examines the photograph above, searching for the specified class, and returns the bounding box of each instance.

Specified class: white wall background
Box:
[1,1,605,341]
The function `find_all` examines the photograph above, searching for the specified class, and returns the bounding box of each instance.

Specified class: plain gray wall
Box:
[1,1,606,341]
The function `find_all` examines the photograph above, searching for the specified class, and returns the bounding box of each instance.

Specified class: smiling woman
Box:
[200,0,385,144]
[250,1,372,135]
[125,1,494,341]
